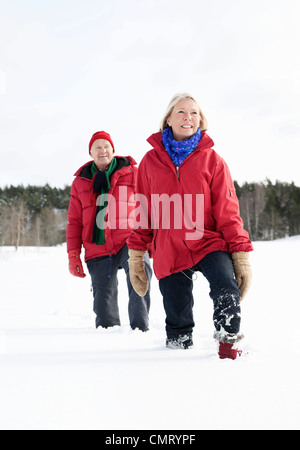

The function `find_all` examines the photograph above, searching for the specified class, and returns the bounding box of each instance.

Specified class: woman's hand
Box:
[128,249,148,297]
[231,252,252,300]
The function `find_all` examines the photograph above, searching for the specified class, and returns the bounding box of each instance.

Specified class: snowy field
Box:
[0,237,299,430]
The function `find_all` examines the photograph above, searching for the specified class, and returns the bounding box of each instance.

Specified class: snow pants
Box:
[86,244,152,331]
[159,251,241,340]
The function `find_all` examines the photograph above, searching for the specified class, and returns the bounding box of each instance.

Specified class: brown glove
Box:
[128,249,148,297]
[231,252,252,301]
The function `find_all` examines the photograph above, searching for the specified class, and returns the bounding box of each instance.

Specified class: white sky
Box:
[0,0,300,188]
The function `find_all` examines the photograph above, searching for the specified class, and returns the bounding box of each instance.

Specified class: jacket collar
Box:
[74,155,137,179]
[147,131,214,155]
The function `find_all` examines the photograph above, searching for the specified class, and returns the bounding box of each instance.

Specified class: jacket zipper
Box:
[176,166,180,179]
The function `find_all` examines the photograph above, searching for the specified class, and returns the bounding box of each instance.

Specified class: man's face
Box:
[90,139,114,170]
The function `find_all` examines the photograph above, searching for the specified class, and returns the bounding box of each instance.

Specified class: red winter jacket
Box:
[67,156,137,262]
[127,132,253,280]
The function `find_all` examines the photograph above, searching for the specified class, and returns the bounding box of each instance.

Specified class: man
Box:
[67,131,151,331]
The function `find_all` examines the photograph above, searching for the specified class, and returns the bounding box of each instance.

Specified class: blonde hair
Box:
[160,92,208,132]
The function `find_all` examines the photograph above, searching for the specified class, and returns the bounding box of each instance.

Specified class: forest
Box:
[0,179,300,248]
[0,184,70,248]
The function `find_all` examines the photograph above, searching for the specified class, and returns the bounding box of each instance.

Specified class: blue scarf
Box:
[162,127,202,166]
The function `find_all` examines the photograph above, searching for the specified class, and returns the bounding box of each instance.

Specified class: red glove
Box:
[68,249,86,278]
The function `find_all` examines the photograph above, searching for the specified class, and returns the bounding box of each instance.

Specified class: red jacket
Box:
[127,132,253,279]
[67,156,137,262]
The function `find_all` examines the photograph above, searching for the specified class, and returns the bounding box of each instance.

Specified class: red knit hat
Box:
[89,131,115,154]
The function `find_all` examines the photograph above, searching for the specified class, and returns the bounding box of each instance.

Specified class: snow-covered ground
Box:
[0,237,299,430]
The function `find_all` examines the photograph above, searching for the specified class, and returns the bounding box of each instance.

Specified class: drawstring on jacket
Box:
[180,268,198,281]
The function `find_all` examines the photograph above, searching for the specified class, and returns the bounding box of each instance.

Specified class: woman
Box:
[127,93,253,359]
[67,131,152,331]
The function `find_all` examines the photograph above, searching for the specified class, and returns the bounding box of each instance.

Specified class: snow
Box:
[0,237,300,430]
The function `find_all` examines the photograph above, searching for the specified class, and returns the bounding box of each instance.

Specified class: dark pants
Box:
[159,251,241,339]
[87,244,152,331]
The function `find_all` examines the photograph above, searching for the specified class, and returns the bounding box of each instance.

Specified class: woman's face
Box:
[167,98,201,141]
[90,139,114,171]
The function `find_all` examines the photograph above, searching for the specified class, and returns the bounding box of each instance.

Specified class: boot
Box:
[166,334,193,349]
[218,342,242,360]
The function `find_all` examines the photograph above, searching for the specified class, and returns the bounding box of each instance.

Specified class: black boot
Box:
[166,334,193,349]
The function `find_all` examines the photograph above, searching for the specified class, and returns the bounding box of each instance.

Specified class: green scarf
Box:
[91,157,117,244]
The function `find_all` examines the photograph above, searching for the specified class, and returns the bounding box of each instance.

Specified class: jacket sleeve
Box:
[210,158,253,254]
[127,157,154,251]
[66,180,84,253]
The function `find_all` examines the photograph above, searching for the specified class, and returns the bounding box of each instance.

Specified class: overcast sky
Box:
[1,0,300,188]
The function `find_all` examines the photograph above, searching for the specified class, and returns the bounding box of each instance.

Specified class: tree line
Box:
[0,184,70,248]
[0,180,300,248]
[235,179,300,240]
